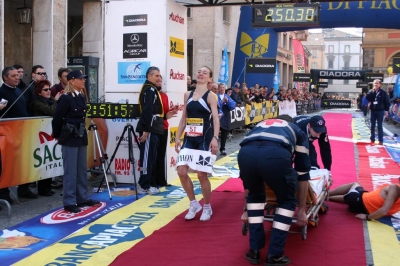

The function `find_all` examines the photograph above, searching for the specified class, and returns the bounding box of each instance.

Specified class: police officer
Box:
[293,115,332,171]
[238,115,311,266]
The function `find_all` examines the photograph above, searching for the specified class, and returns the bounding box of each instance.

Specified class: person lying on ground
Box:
[329,182,400,220]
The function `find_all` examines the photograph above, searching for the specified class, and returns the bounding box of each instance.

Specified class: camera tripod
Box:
[98,120,141,200]
[88,119,116,200]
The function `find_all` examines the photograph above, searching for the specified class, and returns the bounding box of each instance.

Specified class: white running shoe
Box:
[136,186,147,195]
[148,186,160,195]
[200,207,213,221]
[185,202,202,220]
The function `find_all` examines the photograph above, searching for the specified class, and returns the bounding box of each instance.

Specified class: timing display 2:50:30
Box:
[252,3,320,28]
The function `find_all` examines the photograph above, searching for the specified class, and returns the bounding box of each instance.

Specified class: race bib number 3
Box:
[185,118,203,136]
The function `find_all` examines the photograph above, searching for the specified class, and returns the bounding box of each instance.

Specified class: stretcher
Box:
[241,168,332,240]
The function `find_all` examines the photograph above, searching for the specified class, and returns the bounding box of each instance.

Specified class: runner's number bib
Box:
[185,118,203,136]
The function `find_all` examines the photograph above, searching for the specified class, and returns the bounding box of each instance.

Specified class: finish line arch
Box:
[232,1,400,88]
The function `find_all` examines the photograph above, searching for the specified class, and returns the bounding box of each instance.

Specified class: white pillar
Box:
[32,0,67,83]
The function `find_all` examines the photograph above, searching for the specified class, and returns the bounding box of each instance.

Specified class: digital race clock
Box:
[252,3,320,28]
[86,103,141,119]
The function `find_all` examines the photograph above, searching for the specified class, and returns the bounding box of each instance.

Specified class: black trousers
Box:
[153,129,168,186]
[220,128,229,152]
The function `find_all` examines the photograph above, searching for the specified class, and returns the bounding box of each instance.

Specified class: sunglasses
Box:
[42,88,50,92]
[36,72,47,76]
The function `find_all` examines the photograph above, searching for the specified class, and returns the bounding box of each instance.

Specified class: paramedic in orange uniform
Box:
[329,182,400,220]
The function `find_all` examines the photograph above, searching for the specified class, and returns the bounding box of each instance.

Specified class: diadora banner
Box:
[310,69,372,81]
[322,99,352,108]
[0,118,107,188]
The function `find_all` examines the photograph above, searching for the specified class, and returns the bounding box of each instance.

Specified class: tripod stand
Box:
[88,119,116,200]
[99,120,141,200]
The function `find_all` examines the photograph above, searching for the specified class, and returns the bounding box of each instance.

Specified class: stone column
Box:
[32,0,67,84]
[0,0,4,70]
[82,1,104,99]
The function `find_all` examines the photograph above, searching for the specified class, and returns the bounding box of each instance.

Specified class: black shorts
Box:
[343,186,369,214]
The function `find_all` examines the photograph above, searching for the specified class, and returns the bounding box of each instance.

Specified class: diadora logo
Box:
[170,69,185,80]
[196,155,212,167]
[169,12,184,24]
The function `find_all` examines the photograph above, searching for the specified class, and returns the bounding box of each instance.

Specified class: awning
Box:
[383,75,397,84]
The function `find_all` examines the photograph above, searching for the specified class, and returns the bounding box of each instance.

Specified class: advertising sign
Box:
[118,61,150,84]
[169,36,185,58]
[293,73,311,82]
[123,33,148,59]
[246,58,276,73]
[123,14,148,26]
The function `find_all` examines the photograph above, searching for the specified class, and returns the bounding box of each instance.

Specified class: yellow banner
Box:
[244,101,279,125]
[0,118,108,188]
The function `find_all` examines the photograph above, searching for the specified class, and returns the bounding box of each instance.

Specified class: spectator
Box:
[136,66,164,195]
[175,66,220,221]
[50,68,70,97]
[25,65,46,116]
[210,82,218,94]
[217,83,236,155]
[231,85,243,106]
[240,86,252,105]
[361,92,368,117]
[12,64,26,90]
[0,66,38,200]
[153,76,178,187]
[226,87,232,97]
[32,80,61,196]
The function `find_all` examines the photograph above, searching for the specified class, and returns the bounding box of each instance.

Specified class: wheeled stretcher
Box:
[241,168,332,240]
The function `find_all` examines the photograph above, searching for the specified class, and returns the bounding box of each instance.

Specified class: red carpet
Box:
[111,113,366,266]
[111,190,366,266]
[357,142,400,190]
[214,178,244,192]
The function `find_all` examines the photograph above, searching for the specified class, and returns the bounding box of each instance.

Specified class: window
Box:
[312,62,317,69]
[223,7,230,23]
[328,45,334,53]
[283,33,287,49]
[343,80,349,85]
[187,8,192,18]
[289,36,293,51]
[312,50,318,58]
[328,60,334,68]
[344,45,350,53]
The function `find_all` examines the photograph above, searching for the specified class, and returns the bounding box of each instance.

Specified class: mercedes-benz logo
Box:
[130,34,139,44]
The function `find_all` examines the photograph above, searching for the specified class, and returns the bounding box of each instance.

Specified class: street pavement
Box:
[0,108,398,233]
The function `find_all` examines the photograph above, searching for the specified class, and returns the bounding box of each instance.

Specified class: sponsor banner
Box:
[105,119,140,183]
[356,82,369,88]
[322,99,351,108]
[169,68,185,80]
[169,126,184,147]
[230,106,246,130]
[118,61,150,84]
[383,136,400,164]
[168,12,184,24]
[13,178,227,266]
[246,58,276,74]
[292,39,306,90]
[389,103,400,123]
[123,33,148,59]
[123,14,148,26]
[317,82,328,88]
[293,73,311,82]
[244,100,279,125]
[393,57,400,74]
[169,36,184,58]
[278,100,297,118]
[365,73,384,82]
[176,148,216,173]
[0,118,107,188]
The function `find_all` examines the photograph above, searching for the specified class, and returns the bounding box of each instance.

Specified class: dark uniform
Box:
[52,91,91,209]
[366,86,390,143]
[238,118,311,262]
[293,115,332,171]
[136,80,164,190]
